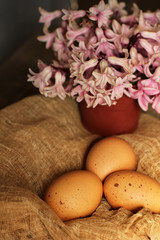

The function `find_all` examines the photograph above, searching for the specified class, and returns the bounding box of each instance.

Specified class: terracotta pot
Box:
[78,95,141,136]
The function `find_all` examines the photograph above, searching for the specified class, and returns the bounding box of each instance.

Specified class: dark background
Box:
[79,0,159,11]
[0,0,71,64]
[0,0,159,109]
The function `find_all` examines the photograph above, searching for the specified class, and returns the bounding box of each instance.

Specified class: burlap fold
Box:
[0,95,160,239]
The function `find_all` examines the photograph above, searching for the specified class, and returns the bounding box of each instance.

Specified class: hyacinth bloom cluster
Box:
[28,0,160,113]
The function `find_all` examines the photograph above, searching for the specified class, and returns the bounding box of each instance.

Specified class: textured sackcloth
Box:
[0,94,160,240]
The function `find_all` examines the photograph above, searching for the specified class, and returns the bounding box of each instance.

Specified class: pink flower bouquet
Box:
[27,0,160,113]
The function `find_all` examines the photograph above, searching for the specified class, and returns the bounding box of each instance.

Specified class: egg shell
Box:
[44,170,103,221]
[104,170,160,213]
[85,137,137,181]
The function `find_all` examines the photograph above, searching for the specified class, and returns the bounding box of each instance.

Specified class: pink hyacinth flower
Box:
[38,30,55,49]
[120,3,139,24]
[129,47,146,74]
[95,28,115,56]
[44,71,66,100]
[71,85,85,103]
[108,56,131,73]
[39,7,62,28]
[52,28,68,61]
[62,9,86,21]
[152,95,160,113]
[27,66,53,94]
[92,59,115,88]
[66,27,90,46]
[69,53,82,78]
[27,0,160,114]
[92,93,112,108]
[111,76,132,100]
[89,0,113,27]
[144,10,160,25]
[131,79,159,111]
[79,58,98,79]
[108,0,127,16]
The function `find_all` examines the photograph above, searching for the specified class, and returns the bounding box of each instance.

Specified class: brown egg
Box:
[85,137,137,181]
[104,170,160,213]
[44,170,103,221]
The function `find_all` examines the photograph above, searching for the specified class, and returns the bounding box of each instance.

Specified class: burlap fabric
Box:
[0,95,160,240]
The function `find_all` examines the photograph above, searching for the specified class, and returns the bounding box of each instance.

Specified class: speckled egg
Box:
[44,170,103,221]
[104,170,160,213]
[86,137,137,181]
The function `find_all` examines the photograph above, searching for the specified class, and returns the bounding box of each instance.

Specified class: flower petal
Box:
[108,56,131,73]
[80,59,98,76]
[152,95,160,113]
